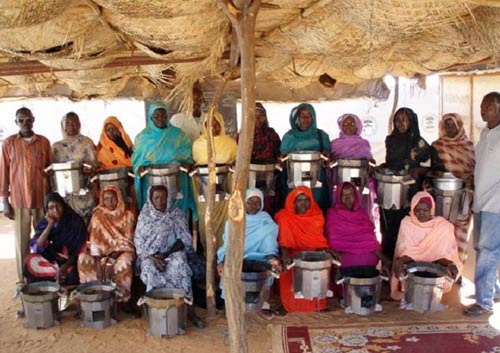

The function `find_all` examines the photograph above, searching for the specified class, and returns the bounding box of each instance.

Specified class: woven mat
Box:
[271,320,500,353]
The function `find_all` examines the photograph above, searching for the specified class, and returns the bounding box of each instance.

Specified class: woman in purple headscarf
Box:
[326,182,387,270]
[330,114,376,220]
[331,114,373,160]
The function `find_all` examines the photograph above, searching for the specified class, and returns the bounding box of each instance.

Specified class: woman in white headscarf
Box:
[217,188,281,319]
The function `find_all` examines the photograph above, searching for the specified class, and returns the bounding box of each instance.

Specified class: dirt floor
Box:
[0,217,498,353]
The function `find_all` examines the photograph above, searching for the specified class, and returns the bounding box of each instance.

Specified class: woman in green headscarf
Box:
[132,103,196,217]
[280,103,331,210]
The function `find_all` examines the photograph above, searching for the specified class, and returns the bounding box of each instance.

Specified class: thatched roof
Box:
[0,0,499,103]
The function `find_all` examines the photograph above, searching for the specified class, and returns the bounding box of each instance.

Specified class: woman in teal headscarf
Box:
[280,103,331,210]
[132,103,196,217]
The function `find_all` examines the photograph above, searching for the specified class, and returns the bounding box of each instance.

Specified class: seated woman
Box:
[380,107,432,260]
[430,113,475,265]
[275,186,338,313]
[132,103,195,217]
[280,103,331,210]
[192,111,237,251]
[78,186,136,304]
[326,182,388,273]
[52,112,97,222]
[134,185,204,327]
[390,191,463,301]
[24,193,87,285]
[97,116,134,170]
[330,114,376,220]
[217,188,281,317]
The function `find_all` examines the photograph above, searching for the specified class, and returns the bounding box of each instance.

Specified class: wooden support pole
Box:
[204,71,233,316]
[218,1,259,353]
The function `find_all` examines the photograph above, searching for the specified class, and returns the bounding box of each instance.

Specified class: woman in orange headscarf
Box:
[97,116,134,170]
[96,117,136,210]
[275,186,337,313]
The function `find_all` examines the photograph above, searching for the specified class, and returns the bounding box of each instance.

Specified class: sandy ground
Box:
[0,217,498,353]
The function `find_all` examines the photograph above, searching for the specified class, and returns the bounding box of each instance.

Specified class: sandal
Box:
[16,308,25,319]
[272,306,287,317]
[191,316,207,329]
[258,309,275,321]
[464,304,493,317]
[188,310,206,329]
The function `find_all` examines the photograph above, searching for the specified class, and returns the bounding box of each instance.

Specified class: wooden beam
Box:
[218,1,259,353]
[0,55,208,77]
[430,56,495,74]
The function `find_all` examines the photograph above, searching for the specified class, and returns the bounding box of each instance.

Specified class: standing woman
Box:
[97,116,134,170]
[96,116,136,210]
[132,103,195,217]
[246,102,281,214]
[192,111,237,251]
[330,113,376,219]
[52,112,97,222]
[250,103,281,163]
[381,107,431,259]
[431,113,475,264]
[280,104,331,210]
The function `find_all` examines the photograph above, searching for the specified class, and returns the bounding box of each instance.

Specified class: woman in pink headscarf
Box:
[330,114,376,220]
[326,182,388,274]
[390,191,463,300]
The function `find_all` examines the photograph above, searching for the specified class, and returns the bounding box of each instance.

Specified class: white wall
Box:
[0,99,146,145]
[237,75,441,164]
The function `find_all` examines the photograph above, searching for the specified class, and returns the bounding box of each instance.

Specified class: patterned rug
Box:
[271,320,500,353]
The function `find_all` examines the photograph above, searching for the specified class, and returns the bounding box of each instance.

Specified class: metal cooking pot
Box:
[282,151,327,189]
[374,168,415,209]
[95,167,134,202]
[141,163,185,203]
[248,163,278,197]
[138,288,189,338]
[431,172,464,191]
[241,260,272,312]
[190,164,232,202]
[400,262,452,313]
[336,266,386,316]
[21,281,61,303]
[48,161,87,196]
[73,281,117,302]
[21,281,61,329]
[289,251,340,300]
[330,158,371,192]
